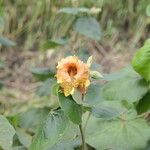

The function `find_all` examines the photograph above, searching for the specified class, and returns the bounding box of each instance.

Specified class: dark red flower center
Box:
[67,64,77,77]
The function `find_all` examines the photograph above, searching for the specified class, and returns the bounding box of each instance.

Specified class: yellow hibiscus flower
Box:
[56,56,90,96]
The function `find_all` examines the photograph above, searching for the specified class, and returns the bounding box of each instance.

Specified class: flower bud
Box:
[90,70,103,79]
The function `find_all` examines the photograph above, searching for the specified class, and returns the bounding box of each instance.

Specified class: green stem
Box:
[79,124,86,150]
[79,93,87,150]
[83,111,91,133]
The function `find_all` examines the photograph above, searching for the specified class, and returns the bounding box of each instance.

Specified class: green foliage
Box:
[73,17,101,41]
[146,4,150,17]
[0,36,16,47]
[29,110,68,150]
[41,38,68,51]
[36,79,55,97]
[49,122,79,150]
[144,142,150,150]
[136,92,150,114]
[102,67,149,102]
[102,65,135,81]
[91,100,131,120]
[91,104,122,120]
[0,115,15,150]
[31,67,55,81]
[86,116,150,150]
[132,39,150,81]
[27,38,150,150]
[18,107,50,131]
[58,92,82,124]
[84,83,104,106]
[12,146,26,150]
[2,0,149,50]
[72,83,103,106]
[1,0,150,149]
[16,128,32,148]
[49,140,79,150]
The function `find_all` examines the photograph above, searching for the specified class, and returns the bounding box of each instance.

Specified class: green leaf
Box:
[136,92,150,114]
[102,70,149,102]
[73,17,101,41]
[58,7,91,15]
[84,83,104,106]
[86,116,150,150]
[52,83,60,96]
[91,100,129,119]
[12,146,26,150]
[58,92,82,124]
[146,5,150,17]
[49,140,80,150]
[0,115,15,150]
[29,110,68,150]
[92,105,121,119]
[102,65,136,81]
[36,79,55,97]
[49,122,79,150]
[31,67,55,81]
[18,107,50,131]
[16,128,32,148]
[0,36,16,47]
[132,39,150,81]
[41,38,68,51]
[143,141,150,150]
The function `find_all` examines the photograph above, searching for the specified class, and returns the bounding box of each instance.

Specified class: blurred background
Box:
[0,0,150,107]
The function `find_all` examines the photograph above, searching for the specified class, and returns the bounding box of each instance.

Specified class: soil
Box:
[0,40,136,102]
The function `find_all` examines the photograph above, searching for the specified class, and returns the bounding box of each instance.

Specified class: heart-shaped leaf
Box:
[73,17,101,41]
[102,67,149,102]
[86,116,150,150]
[29,110,68,150]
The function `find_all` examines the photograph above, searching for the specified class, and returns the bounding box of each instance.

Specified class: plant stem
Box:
[81,93,85,101]
[137,111,150,120]
[83,111,91,133]
[79,124,86,150]
[79,94,87,150]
